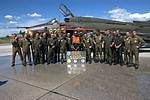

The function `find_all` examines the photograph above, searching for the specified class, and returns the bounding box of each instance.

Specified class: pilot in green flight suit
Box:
[40,33,48,64]
[29,32,35,63]
[32,33,42,65]
[20,34,32,66]
[130,31,145,69]
[47,34,55,64]
[60,33,68,64]
[105,30,114,65]
[83,33,93,64]
[124,32,131,66]
[94,30,104,63]
[11,33,23,67]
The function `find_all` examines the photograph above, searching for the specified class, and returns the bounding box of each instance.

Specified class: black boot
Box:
[29,63,32,66]
[11,64,15,67]
[89,60,92,64]
[61,59,64,64]
[134,64,139,69]
[94,59,98,63]
[127,64,132,67]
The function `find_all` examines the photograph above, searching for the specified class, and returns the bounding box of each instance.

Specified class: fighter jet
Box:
[25,18,59,33]
[59,4,150,43]
[4,3,150,43]
[1,18,60,34]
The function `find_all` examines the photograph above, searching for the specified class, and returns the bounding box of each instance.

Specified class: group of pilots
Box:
[11,29,145,69]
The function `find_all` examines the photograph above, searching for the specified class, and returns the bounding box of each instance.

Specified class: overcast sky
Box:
[0,0,150,37]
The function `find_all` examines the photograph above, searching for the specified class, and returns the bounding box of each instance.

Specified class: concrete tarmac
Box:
[0,44,150,100]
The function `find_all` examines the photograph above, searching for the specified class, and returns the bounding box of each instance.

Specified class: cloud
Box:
[18,18,48,27]
[9,21,17,24]
[14,16,21,20]
[4,15,13,19]
[108,8,150,22]
[27,13,41,17]
[0,28,24,37]
[38,18,46,21]
[83,15,94,18]
[0,23,5,25]
[4,15,21,20]
[0,17,49,37]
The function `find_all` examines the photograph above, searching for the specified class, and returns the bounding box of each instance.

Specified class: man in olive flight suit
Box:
[83,33,93,64]
[47,34,55,64]
[111,31,117,64]
[66,33,71,51]
[90,32,95,61]
[53,33,58,63]
[40,33,48,64]
[130,31,145,69]
[57,33,61,62]
[29,32,35,62]
[20,34,32,66]
[11,33,23,67]
[93,30,104,63]
[33,33,42,65]
[79,31,85,51]
[105,29,114,65]
[124,32,131,66]
[114,30,124,66]
[60,33,68,64]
